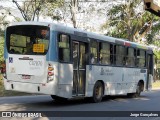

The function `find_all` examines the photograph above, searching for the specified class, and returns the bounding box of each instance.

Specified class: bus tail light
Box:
[48,72,54,76]
[47,63,54,82]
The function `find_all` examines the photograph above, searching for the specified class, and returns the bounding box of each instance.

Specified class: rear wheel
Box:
[92,81,104,103]
[51,95,67,102]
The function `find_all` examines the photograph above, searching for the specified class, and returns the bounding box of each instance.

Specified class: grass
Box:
[152,80,160,88]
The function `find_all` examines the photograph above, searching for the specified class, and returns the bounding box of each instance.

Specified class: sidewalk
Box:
[152,80,160,90]
[152,87,160,90]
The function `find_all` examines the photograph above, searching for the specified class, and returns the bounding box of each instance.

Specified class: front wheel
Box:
[127,83,142,98]
[92,81,104,103]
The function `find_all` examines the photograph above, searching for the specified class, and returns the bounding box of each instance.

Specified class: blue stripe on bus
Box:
[131,43,137,48]
[46,31,58,62]
[4,30,8,59]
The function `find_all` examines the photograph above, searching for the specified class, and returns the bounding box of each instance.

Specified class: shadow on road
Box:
[23,94,150,109]
[1,90,158,111]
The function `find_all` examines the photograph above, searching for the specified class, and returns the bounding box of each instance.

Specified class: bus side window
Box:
[58,34,71,62]
[137,49,146,68]
[126,47,136,67]
[115,45,125,66]
[90,40,98,64]
[99,42,111,65]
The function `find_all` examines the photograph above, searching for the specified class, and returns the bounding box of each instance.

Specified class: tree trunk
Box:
[70,0,78,28]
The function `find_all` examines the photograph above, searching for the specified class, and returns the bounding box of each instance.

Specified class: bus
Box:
[3,21,154,103]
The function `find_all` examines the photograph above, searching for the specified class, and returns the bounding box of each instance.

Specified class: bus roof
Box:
[9,21,152,51]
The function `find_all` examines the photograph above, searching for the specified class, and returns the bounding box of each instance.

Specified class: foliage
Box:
[146,22,160,45]
[12,0,64,21]
[152,80,160,88]
[40,0,64,21]
[0,37,4,64]
[154,51,160,60]
[102,0,160,43]
[0,29,5,37]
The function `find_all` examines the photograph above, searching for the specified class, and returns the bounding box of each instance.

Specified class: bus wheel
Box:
[51,95,67,102]
[127,83,141,98]
[135,83,141,97]
[92,81,104,103]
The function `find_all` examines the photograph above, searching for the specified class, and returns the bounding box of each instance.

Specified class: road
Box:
[0,89,160,120]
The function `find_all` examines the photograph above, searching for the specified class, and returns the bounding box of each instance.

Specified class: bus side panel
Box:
[86,65,125,96]
[85,65,147,97]
[85,65,93,97]
[86,65,115,97]
[147,74,153,91]
[57,63,73,98]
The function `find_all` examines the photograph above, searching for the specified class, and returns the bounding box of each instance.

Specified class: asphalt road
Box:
[0,89,160,120]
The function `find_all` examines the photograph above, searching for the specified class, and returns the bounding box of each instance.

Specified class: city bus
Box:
[3,22,154,103]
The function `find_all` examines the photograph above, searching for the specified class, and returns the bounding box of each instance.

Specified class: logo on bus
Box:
[29,60,43,66]
[9,57,13,63]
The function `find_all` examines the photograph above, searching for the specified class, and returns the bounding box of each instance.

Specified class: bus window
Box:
[137,49,146,67]
[126,48,136,67]
[7,25,49,55]
[59,34,71,62]
[99,42,111,65]
[110,44,113,64]
[115,45,125,66]
[90,40,98,64]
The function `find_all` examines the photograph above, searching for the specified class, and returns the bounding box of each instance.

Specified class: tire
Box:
[51,95,67,102]
[127,82,142,98]
[135,83,141,97]
[92,81,104,103]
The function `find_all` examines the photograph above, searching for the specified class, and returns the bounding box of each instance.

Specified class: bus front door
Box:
[72,41,87,96]
[146,53,153,90]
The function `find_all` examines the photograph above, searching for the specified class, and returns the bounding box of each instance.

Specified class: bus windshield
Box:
[6,25,50,55]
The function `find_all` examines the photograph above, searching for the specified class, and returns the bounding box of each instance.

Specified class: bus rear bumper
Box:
[3,78,56,95]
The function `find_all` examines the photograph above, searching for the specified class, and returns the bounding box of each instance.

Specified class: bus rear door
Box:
[146,51,154,90]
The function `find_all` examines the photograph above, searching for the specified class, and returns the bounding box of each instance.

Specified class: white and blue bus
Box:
[3,22,154,102]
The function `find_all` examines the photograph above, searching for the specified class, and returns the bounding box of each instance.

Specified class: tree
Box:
[0,37,4,63]
[12,0,63,21]
[51,0,110,30]
[101,0,160,43]
[69,0,77,28]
